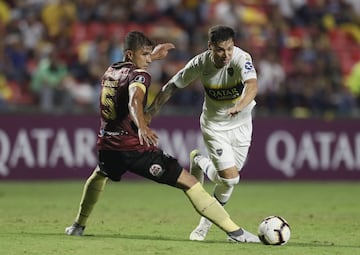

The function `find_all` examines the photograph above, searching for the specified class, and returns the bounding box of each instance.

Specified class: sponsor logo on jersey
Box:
[216,149,223,156]
[227,67,234,76]
[205,82,244,100]
[149,164,164,177]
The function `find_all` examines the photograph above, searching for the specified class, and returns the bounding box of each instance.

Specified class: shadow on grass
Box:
[15,232,360,249]
[82,233,227,244]
[283,241,360,249]
[16,231,243,244]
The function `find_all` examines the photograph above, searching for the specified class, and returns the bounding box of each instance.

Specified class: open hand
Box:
[151,43,175,60]
[138,126,158,147]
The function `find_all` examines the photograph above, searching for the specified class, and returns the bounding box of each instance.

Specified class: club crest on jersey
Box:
[149,164,164,177]
[216,149,223,156]
[134,75,145,83]
[227,67,234,76]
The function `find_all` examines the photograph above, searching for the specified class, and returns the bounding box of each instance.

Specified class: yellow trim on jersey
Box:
[129,82,146,93]
[134,68,149,73]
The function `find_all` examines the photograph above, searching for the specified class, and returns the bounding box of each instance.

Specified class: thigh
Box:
[230,120,253,147]
[98,149,183,187]
[129,150,183,187]
[230,122,253,170]
[98,150,127,181]
[201,126,235,171]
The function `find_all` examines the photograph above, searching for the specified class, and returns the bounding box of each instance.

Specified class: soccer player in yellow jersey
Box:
[147,25,259,241]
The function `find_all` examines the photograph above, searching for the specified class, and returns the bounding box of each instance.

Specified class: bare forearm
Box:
[129,89,159,146]
[146,82,179,118]
[129,97,146,129]
[227,79,258,116]
[236,81,258,110]
[128,87,147,129]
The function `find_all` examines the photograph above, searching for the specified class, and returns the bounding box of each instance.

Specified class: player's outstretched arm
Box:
[150,43,175,61]
[145,82,179,120]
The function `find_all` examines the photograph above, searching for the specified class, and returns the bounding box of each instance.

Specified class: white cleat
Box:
[227,228,261,243]
[65,222,85,236]
[189,217,212,241]
[189,149,204,184]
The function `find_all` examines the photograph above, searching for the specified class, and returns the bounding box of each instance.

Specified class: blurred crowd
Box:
[1,0,360,118]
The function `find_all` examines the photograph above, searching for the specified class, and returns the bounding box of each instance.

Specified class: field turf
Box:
[0,180,359,255]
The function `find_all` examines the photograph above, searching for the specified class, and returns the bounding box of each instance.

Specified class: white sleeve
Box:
[169,56,201,88]
[240,52,257,82]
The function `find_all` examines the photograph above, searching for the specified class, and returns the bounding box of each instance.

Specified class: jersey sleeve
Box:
[240,52,257,82]
[128,69,151,93]
[169,56,201,88]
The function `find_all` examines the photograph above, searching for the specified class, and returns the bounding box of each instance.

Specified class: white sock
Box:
[197,157,237,205]
[199,216,212,227]
[197,157,221,183]
[213,183,234,205]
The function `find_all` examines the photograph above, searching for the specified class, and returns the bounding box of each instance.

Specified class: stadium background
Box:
[1,0,360,181]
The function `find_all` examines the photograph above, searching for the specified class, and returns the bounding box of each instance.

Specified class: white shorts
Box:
[201,119,253,171]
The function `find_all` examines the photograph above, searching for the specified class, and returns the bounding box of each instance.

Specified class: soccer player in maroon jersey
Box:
[65,31,257,242]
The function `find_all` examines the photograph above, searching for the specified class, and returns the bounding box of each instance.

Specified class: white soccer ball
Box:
[258,216,291,245]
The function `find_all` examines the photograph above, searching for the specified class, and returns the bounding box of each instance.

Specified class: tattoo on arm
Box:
[146,82,179,117]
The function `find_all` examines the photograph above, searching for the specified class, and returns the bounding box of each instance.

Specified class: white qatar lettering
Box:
[332,133,355,170]
[266,130,296,177]
[356,134,360,168]
[9,129,35,168]
[0,128,98,177]
[167,130,188,162]
[0,130,10,176]
[314,132,335,170]
[156,129,173,155]
[266,130,360,178]
[170,129,200,164]
[31,128,53,167]
[156,129,205,166]
[74,128,97,166]
[295,132,319,171]
[48,129,74,167]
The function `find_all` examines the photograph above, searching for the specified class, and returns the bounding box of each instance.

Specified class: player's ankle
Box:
[227,228,244,237]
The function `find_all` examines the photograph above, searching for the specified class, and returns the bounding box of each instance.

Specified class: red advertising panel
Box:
[0,115,359,181]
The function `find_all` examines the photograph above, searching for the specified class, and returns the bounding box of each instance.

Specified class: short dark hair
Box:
[208,25,235,45]
[123,31,154,52]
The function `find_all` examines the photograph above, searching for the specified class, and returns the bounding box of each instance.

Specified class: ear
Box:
[208,41,212,50]
[125,50,133,61]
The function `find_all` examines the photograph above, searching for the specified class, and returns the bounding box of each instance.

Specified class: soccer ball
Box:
[258,216,291,245]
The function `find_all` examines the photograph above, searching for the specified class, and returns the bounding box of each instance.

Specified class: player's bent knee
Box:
[218,176,240,187]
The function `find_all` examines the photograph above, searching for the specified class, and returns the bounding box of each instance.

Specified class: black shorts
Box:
[98,149,183,187]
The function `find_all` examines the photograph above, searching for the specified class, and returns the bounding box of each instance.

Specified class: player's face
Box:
[209,39,234,68]
[130,46,153,70]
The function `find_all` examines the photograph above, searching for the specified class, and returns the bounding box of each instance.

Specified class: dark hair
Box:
[208,25,235,45]
[123,31,154,52]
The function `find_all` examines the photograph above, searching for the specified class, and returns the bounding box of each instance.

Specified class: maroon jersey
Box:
[97,61,156,152]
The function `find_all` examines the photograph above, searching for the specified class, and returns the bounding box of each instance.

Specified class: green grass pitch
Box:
[0,180,359,255]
